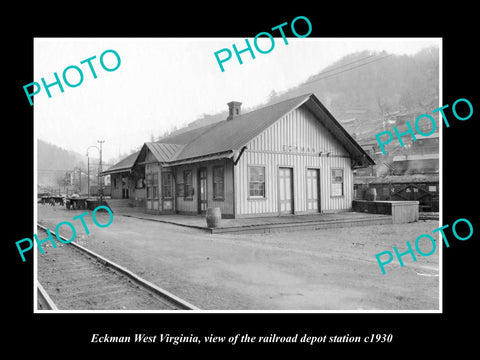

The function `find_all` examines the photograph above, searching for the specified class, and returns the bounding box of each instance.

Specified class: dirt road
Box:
[36,205,439,310]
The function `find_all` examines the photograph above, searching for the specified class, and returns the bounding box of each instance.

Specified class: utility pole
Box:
[98,140,105,203]
[78,167,82,195]
[87,156,90,198]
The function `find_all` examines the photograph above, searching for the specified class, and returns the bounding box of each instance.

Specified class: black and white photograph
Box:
[33,37,441,312]
[7,8,479,354]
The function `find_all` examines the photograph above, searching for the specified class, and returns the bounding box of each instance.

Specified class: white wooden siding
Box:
[145,162,160,211]
[174,159,234,216]
[248,106,349,155]
[235,105,353,216]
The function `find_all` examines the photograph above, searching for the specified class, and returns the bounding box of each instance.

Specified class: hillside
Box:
[37,139,89,188]
[164,47,439,144]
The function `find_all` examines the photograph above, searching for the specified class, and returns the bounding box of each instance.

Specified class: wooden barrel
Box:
[206,207,221,228]
[366,187,377,201]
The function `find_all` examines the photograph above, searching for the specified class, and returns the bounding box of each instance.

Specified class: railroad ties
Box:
[36,224,198,311]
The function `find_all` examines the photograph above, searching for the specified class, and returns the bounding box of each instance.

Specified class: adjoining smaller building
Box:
[105,151,143,203]
[102,93,375,218]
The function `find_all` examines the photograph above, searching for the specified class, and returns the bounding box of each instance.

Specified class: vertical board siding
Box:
[175,164,197,213]
[210,160,234,215]
[236,106,353,216]
[146,151,156,162]
[111,173,122,199]
[174,159,234,216]
[145,162,161,212]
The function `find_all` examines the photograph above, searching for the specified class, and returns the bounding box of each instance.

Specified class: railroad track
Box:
[36,224,198,311]
[37,281,58,310]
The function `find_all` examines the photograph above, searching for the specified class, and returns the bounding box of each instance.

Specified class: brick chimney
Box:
[227,101,242,120]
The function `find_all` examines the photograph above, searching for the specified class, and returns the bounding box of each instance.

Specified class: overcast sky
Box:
[34,37,440,163]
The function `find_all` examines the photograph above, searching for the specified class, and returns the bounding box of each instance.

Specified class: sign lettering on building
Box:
[282,145,316,154]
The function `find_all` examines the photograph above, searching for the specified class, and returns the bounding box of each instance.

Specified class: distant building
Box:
[356,128,439,177]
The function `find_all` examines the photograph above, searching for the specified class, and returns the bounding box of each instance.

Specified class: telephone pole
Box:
[78,167,81,194]
[98,140,105,203]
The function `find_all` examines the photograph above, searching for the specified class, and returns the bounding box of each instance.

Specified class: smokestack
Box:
[227,101,242,120]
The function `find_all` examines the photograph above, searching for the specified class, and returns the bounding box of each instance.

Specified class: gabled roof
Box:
[104,93,375,173]
[157,122,221,145]
[162,93,374,167]
[171,94,311,162]
[144,142,185,163]
[101,151,140,175]
[301,94,375,167]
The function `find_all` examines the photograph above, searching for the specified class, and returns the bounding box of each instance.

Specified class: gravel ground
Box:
[37,205,440,311]
[37,228,178,310]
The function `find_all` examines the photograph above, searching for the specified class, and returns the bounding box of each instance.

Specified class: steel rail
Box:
[37,281,58,310]
[37,223,199,310]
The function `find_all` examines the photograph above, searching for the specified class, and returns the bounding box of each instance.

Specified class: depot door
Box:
[197,167,208,214]
[306,168,320,212]
[278,167,294,214]
[121,177,129,199]
[161,171,173,211]
[146,171,159,211]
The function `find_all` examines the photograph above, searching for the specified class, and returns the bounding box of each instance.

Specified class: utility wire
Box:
[303,53,393,86]
[310,53,379,76]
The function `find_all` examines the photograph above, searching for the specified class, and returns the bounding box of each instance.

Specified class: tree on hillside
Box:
[303,48,439,120]
[398,46,439,113]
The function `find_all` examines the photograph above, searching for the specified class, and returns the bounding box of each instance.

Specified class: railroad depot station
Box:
[36,95,440,312]
[102,93,376,219]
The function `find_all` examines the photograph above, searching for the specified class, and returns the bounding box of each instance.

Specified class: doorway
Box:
[121,177,129,199]
[197,167,208,214]
[306,168,320,213]
[278,167,294,214]
[146,171,159,211]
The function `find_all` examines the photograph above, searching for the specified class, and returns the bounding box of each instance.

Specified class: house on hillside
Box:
[102,93,374,218]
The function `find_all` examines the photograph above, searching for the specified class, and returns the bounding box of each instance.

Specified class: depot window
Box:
[152,173,158,199]
[184,170,194,200]
[146,172,158,199]
[248,166,265,198]
[162,172,173,199]
[331,168,344,197]
[213,166,225,200]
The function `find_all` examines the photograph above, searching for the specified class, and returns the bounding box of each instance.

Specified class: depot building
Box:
[102,93,374,218]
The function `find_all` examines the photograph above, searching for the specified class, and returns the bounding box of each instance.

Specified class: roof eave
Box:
[230,94,312,152]
[100,168,131,176]
[163,150,234,167]
[305,95,375,167]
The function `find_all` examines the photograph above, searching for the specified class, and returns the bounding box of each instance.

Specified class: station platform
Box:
[106,203,393,234]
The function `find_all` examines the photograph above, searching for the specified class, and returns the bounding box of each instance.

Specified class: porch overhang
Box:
[162,150,234,167]
[100,168,132,176]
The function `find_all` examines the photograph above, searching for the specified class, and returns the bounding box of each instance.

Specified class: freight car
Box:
[354,174,439,212]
